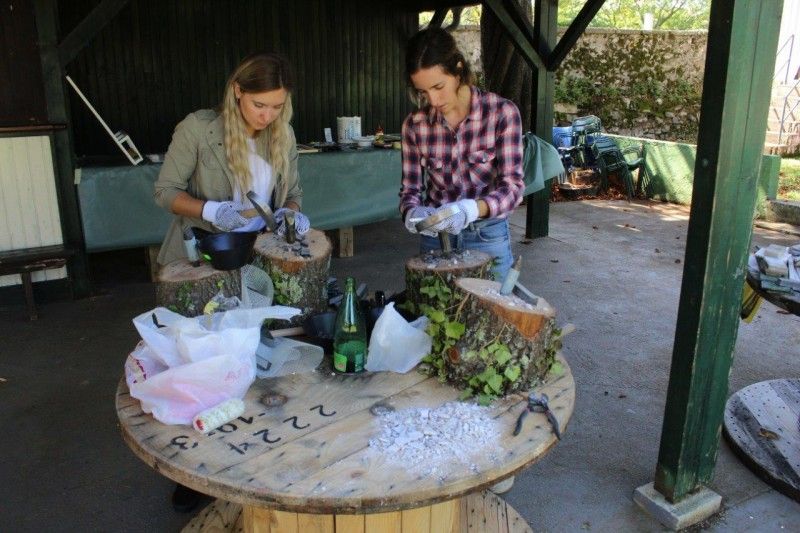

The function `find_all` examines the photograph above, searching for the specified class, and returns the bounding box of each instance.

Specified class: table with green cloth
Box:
[76,137,563,254]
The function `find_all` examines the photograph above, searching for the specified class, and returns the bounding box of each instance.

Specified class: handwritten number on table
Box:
[310,404,337,417]
[283,416,310,430]
[254,428,282,444]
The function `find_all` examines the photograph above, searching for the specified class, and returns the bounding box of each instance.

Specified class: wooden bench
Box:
[0,245,75,320]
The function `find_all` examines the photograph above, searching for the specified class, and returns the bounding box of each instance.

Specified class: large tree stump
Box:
[447,278,557,396]
[404,250,493,315]
[156,259,242,317]
[252,228,331,326]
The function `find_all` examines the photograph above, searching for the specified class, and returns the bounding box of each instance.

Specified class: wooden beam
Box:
[33,0,91,297]
[58,0,130,66]
[525,0,558,239]
[482,0,548,72]
[429,8,449,28]
[653,0,783,503]
[548,0,606,70]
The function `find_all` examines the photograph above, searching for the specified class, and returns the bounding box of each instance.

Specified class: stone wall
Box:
[453,26,708,142]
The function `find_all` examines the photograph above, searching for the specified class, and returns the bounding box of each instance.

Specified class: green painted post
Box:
[654,0,783,503]
[525,0,558,239]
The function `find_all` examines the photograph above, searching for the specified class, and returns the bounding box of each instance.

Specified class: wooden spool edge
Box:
[182,491,534,533]
[722,379,800,503]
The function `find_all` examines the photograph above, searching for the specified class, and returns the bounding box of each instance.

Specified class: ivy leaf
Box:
[426,323,440,338]
[420,286,437,297]
[477,366,497,382]
[444,321,465,339]
[494,346,512,366]
[468,376,481,388]
[477,394,493,406]
[459,388,474,400]
[504,365,521,382]
[428,309,446,323]
[487,342,502,354]
[549,361,564,376]
[487,374,504,394]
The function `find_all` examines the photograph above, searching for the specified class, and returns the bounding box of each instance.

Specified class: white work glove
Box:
[404,206,437,236]
[274,208,311,236]
[431,199,480,235]
[202,200,249,232]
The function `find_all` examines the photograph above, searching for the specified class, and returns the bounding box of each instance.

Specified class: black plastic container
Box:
[194,228,258,271]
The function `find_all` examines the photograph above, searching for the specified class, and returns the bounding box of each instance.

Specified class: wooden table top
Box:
[116,354,574,515]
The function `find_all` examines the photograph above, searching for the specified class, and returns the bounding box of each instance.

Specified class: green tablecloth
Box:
[77,140,563,252]
[77,149,402,252]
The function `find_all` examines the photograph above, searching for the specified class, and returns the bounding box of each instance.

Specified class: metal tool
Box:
[246,190,278,232]
[284,210,297,244]
[414,205,460,254]
[499,256,522,295]
[511,281,539,306]
[512,392,561,439]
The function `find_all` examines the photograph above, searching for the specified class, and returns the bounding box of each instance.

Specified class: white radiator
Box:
[0,135,66,287]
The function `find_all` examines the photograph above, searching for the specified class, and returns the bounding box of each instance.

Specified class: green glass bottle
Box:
[332,277,368,373]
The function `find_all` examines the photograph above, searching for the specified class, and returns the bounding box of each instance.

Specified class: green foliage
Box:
[778,158,800,202]
[557,0,710,30]
[554,33,702,142]
[413,273,530,405]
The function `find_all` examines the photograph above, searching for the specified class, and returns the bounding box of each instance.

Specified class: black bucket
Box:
[194,228,258,271]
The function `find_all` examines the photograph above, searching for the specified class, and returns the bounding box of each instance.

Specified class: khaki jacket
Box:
[154,109,302,265]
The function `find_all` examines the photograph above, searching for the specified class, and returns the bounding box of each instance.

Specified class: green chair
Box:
[591,137,644,201]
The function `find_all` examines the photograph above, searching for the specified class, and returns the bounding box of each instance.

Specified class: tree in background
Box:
[558,0,710,30]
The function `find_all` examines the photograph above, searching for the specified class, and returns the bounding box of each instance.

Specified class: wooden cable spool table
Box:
[723,273,800,502]
[116,354,574,532]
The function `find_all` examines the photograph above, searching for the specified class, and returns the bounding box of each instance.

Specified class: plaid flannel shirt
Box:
[399,87,524,220]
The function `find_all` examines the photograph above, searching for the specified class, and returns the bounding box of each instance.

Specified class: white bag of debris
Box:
[366,302,431,373]
[125,306,299,425]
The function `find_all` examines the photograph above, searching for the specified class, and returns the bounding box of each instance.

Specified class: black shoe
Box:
[171,483,201,513]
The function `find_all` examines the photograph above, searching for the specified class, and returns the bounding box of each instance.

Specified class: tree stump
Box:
[404,250,493,314]
[156,259,242,317]
[252,228,331,326]
[448,278,557,396]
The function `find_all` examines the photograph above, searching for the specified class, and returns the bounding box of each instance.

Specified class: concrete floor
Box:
[1,199,799,532]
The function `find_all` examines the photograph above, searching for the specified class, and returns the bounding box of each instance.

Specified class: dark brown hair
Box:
[405,28,474,87]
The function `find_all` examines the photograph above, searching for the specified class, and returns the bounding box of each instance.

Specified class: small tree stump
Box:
[252,229,331,325]
[404,250,493,313]
[448,278,557,395]
[156,259,242,317]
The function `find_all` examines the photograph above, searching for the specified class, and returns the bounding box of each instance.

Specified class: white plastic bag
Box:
[255,337,324,378]
[125,305,299,425]
[365,302,432,373]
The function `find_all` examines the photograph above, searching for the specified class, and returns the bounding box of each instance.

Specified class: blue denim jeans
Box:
[420,218,513,279]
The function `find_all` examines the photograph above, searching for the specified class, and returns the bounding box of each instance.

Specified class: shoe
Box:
[489,476,515,495]
[171,483,201,513]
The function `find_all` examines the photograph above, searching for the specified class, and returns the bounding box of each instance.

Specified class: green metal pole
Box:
[654,0,783,503]
[525,0,557,239]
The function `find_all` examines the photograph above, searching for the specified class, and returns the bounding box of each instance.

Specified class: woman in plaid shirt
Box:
[400,28,525,278]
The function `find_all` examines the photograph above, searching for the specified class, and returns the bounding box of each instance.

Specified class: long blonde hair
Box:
[220,53,295,196]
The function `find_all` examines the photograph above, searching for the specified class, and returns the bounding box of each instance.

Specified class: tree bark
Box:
[404,250,493,313]
[448,278,557,394]
[156,259,242,317]
[252,229,332,326]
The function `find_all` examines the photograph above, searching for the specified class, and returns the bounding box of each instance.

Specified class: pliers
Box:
[512,392,561,439]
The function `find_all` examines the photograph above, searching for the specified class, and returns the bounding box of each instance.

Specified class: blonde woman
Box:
[154,52,307,266]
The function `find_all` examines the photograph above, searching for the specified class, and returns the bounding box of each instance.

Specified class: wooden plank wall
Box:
[0,0,48,127]
[0,136,66,287]
[60,0,417,159]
